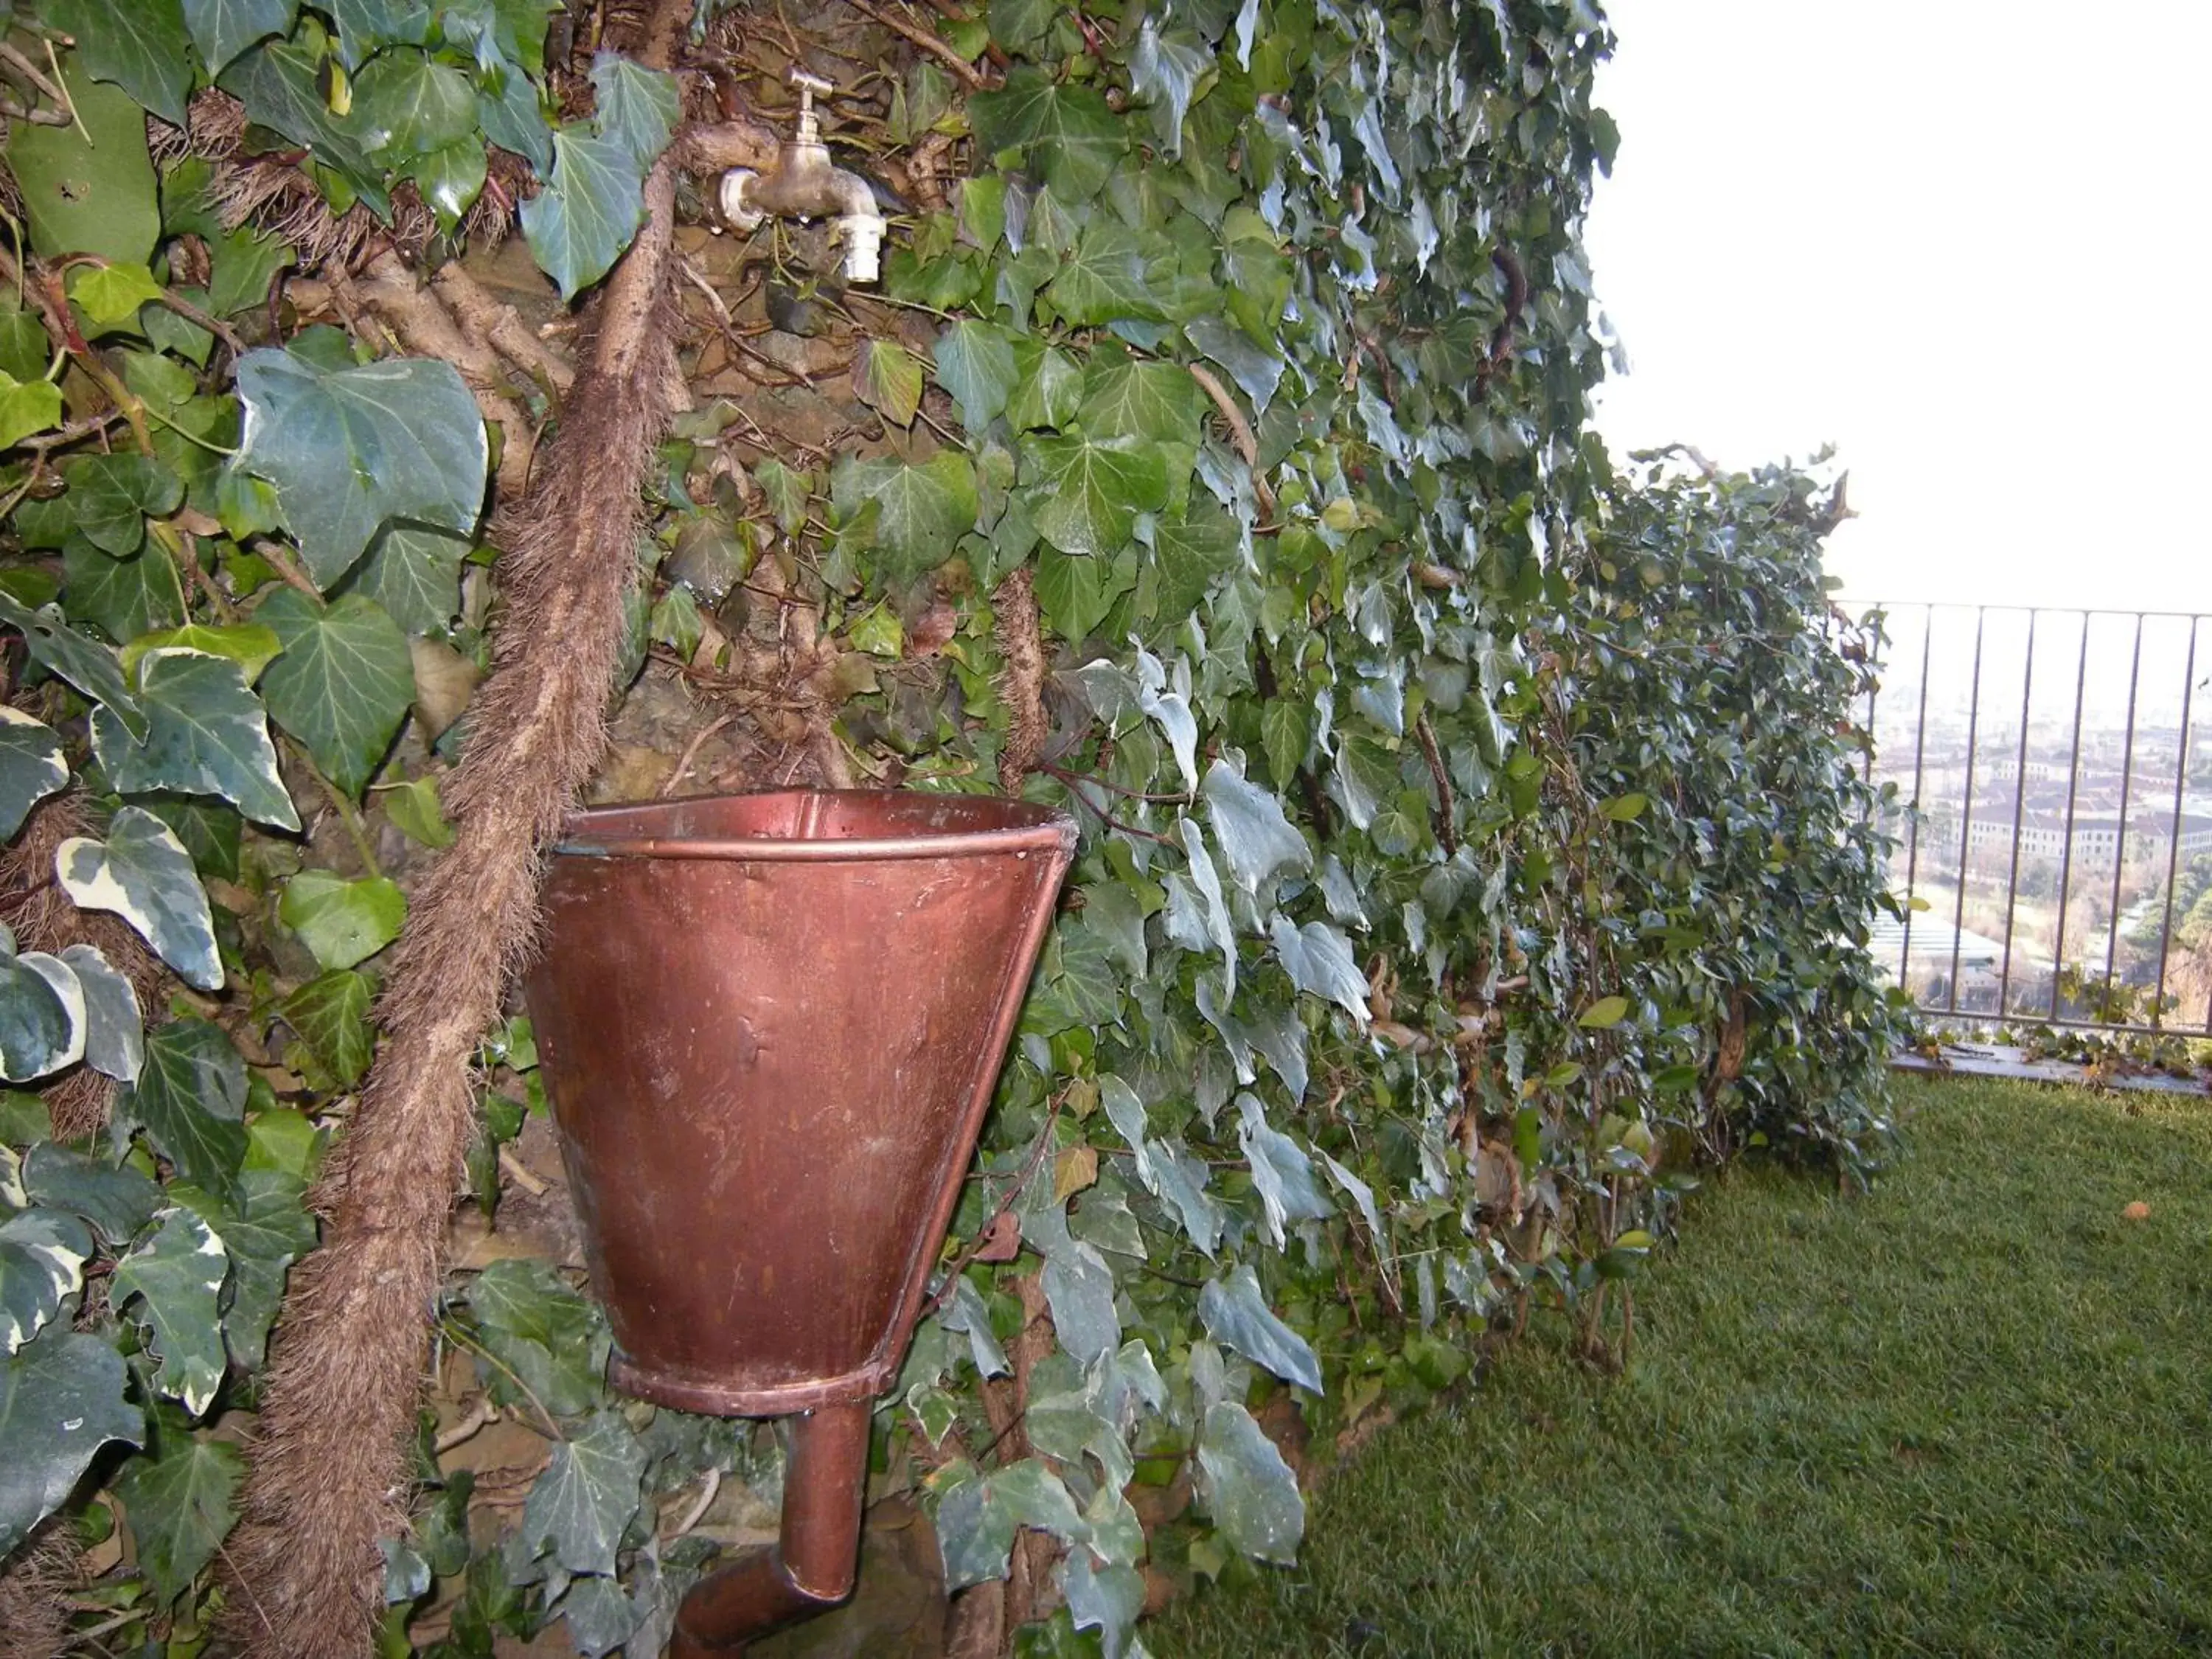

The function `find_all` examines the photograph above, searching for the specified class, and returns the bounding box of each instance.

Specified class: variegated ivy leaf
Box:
[0,947,84,1083]
[111,1208,231,1417]
[57,806,223,991]
[58,944,145,1084]
[0,707,68,841]
[0,594,147,741]
[1196,1399,1304,1563]
[1197,1263,1324,1394]
[89,649,299,832]
[0,1208,93,1354]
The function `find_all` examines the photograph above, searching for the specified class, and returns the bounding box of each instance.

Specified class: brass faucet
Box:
[718,70,887,283]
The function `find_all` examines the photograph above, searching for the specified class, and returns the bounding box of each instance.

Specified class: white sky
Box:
[1582,1,2212,614]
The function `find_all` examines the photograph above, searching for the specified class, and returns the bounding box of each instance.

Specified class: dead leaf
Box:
[1054,1142,1098,1200]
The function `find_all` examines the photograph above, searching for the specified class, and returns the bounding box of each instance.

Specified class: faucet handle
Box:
[788,69,833,143]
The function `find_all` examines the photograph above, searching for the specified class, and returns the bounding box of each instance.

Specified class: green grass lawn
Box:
[1153,1075,2212,1658]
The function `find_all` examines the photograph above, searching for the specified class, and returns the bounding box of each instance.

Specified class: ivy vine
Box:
[0,0,1905,1654]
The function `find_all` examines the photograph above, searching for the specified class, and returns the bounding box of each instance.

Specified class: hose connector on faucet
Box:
[714,69,888,286]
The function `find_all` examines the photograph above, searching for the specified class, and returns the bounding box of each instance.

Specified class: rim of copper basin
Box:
[550,787,1079,863]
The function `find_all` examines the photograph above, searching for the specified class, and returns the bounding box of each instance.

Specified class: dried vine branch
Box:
[219,5,695,1653]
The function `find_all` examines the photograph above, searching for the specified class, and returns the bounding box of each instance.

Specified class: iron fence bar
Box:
[1897,606,1933,985]
[1947,608,1987,1014]
[1996,611,2037,1015]
[2098,614,2146,1015]
[2048,616,2092,1021]
[2153,616,2198,1029]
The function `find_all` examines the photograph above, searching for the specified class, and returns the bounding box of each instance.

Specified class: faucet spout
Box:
[717,72,886,282]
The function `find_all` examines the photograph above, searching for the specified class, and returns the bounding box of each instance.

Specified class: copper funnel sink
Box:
[524,790,1076,1655]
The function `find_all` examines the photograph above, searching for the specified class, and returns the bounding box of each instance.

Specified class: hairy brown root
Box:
[993,567,1045,793]
[218,7,695,1651]
[0,1523,78,1659]
[0,793,172,1140]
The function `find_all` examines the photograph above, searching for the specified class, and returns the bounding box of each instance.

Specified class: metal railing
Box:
[1843,602,2210,1037]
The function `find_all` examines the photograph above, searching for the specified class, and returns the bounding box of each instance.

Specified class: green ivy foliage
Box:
[0,0,1907,1652]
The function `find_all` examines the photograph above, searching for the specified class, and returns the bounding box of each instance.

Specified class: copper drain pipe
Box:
[525,790,1076,1658]
[669,1404,871,1657]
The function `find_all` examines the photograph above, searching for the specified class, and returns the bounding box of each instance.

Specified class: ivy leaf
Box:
[830,452,978,582]
[0,1326,142,1557]
[1078,353,1203,447]
[1032,547,1135,643]
[339,524,468,637]
[121,623,284,688]
[932,1457,1085,1589]
[279,968,376,1086]
[354,47,479,158]
[111,1430,243,1606]
[59,945,145,1084]
[55,806,223,991]
[400,136,490,229]
[1046,222,1169,327]
[987,0,1065,51]
[279,870,406,971]
[1185,315,1284,414]
[62,536,187,644]
[970,69,1127,202]
[559,1575,640,1658]
[754,459,811,536]
[117,1019,249,1197]
[1129,21,1214,157]
[1219,207,1292,345]
[1062,1548,1144,1659]
[0,594,148,740]
[1578,995,1630,1030]
[0,1209,92,1354]
[519,1411,647,1577]
[1144,509,1240,627]
[1006,339,1083,432]
[378,774,452,848]
[0,707,68,841]
[66,262,167,337]
[933,320,1020,429]
[19,1142,161,1243]
[327,0,433,68]
[519,127,647,303]
[852,338,925,428]
[232,347,488,588]
[1023,433,1167,560]
[46,0,193,127]
[0,370,63,453]
[1269,916,1368,1023]
[476,52,555,173]
[1197,1263,1322,1394]
[170,1169,316,1371]
[111,1208,231,1416]
[257,591,414,796]
[1237,1092,1332,1248]
[465,1258,609,1419]
[218,38,386,210]
[587,52,681,166]
[90,649,299,832]
[182,0,299,75]
[9,67,161,265]
[1196,1399,1303,1563]
[1203,755,1310,895]
[0,950,83,1084]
